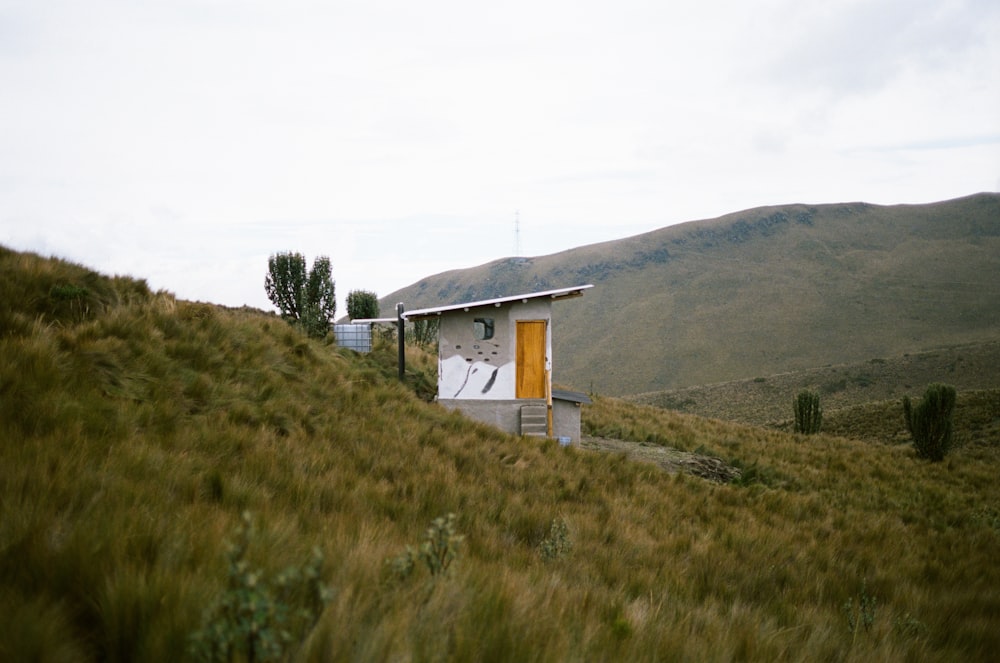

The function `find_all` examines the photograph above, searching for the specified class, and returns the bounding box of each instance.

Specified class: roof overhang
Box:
[402,284,593,321]
[552,389,593,405]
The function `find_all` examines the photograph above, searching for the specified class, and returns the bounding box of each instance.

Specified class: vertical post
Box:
[545,369,553,437]
[396,303,405,382]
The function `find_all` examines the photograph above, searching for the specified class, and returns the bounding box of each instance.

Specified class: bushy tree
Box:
[793,390,823,435]
[264,253,306,320]
[302,256,335,338]
[409,318,440,348]
[903,383,956,461]
[346,289,380,321]
[264,252,335,339]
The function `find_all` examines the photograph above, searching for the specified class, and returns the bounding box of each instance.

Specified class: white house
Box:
[403,285,593,442]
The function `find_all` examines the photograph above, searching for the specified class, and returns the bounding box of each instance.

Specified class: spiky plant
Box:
[793,390,823,435]
[903,383,956,461]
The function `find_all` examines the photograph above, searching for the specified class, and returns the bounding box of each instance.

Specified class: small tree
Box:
[264,252,335,339]
[302,256,336,338]
[409,318,440,348]
[346,289,380,321]
[793,390,823,435]
[264,252,307,321]
[903,383,956,461]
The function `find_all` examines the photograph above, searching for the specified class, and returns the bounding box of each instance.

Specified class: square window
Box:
[473,317,494,340]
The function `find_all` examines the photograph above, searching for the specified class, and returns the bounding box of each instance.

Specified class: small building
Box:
[404,285,593,443]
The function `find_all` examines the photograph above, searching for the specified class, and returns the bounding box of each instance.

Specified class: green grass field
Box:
[2,247,998,661]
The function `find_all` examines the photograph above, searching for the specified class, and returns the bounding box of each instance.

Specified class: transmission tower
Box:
[514,210,521,257]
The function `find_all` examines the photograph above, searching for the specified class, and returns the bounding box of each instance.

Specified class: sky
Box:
[2,0,999,314]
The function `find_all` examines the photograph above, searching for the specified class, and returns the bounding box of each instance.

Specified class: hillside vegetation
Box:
[385,193,1000,396]
[629,341,1000,435]
[2,246,999,662]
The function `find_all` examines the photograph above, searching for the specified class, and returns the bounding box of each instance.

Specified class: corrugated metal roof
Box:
[402,284,593,321]
[552,389,593,405]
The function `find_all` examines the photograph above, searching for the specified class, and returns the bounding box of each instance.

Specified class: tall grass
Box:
[2,247,998,661]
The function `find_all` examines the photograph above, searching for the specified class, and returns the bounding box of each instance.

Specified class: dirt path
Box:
[578,436,742,484]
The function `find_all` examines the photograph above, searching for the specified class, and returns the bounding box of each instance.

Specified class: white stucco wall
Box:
[436,299,553,401]
[439,355,515,399]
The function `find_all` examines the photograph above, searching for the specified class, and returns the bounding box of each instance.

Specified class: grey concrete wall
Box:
[439,397,582,443]
[552,399,583,444]
[437,398,540,436]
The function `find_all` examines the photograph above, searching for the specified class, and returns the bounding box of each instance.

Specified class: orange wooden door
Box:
[516,320,547,398]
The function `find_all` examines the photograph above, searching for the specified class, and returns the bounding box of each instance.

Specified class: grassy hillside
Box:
[629,340,1000,429]
[384,193,1000,396]
[2,246,1000,662]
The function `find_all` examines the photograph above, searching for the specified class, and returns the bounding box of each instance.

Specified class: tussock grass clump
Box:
[2,246,999,661]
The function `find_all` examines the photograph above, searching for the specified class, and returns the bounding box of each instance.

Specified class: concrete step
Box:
[520,405,549,436]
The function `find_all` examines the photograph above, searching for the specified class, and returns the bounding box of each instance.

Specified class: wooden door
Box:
[516,320,547,398]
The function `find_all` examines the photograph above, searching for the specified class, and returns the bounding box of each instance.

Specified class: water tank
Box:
[333,323,372,353]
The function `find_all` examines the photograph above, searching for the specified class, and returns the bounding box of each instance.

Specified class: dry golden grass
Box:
[2,246,998,661]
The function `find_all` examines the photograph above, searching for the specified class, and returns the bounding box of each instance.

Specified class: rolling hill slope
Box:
[4,247,1000,661]
[627,340,1000,434]
[384,193,1000,396]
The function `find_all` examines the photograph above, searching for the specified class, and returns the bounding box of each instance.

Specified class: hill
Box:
[383,193,1000,396]
[629,340,1000,432]
[2,246,1000,661]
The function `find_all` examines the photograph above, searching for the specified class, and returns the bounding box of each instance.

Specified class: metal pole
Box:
[396,303,405,381]
[545,369,553,437]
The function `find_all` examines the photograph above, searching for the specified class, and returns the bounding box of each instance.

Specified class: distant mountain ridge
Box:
[385,193,1000,396]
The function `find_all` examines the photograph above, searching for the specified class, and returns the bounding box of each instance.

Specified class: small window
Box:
[473,317,494,340]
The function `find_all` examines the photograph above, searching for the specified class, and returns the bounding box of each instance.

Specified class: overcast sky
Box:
[3,0,998,313]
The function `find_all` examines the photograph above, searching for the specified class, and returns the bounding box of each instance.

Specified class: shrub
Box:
[409,318,440,348]
[894,613,928,639]
[388,513,464,580]
[843,579,877,640]
[903,383,956,462]
[820,378,847,395]
[793,390,823,435]
[188,513,333,663]
[539,517,573,561]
